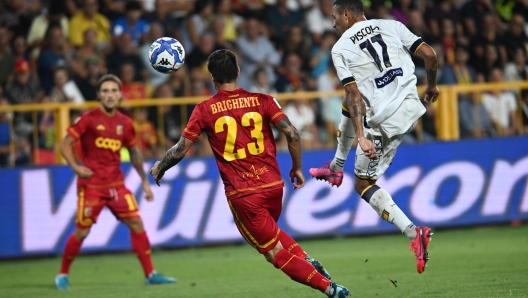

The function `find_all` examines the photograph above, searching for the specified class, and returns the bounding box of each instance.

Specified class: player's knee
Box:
[74,227,91,241]
[264,241,284,263]
[354,178,372,196]
[124,217,144,233]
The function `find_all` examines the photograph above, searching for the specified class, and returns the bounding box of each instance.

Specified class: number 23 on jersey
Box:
[214,112,265,161]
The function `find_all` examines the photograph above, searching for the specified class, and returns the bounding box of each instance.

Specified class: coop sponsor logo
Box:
[95,137,121,152]
[16,153,528,255]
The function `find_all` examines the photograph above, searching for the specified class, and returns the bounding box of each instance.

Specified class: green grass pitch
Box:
[1,225,527,298]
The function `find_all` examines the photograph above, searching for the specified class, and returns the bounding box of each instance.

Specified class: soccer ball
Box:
[148,37,185,74]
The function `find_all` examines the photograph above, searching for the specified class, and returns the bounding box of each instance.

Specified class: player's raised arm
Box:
[149,136,194,186]
[274,117,304,189]
[415,43,440,103]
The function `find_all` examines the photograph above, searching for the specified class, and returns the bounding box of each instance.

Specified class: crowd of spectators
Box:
[0,0,527,166]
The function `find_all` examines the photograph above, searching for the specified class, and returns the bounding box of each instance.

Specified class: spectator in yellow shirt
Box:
[68,0,111,48]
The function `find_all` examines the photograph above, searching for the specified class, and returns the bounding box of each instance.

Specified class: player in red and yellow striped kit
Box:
[55,74,175,289]
[150,50,351,297]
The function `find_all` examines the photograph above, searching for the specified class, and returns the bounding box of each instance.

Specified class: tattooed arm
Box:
[343,83,378,159]
[274,117,304,189]
[150,136,194,186]
[416,43,440,103]
[129,145,155,201]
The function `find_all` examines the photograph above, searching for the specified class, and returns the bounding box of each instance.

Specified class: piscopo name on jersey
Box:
[349,25,380,44]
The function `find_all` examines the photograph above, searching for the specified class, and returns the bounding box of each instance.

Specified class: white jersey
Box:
[332,19,425,128]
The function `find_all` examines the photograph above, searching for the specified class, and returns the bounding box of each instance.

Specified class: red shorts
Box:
[228,187,283,254]
[76,185,140,228]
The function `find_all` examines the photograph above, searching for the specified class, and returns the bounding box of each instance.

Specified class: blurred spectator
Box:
[236,18,281,85]
[186,33,217,70]
[440,19,457,65]
[309,30,336,78]
[390,0,413,26]
[190,67,210,96]
[99,0,126,21]
[145,0,189,39]
[68,0,111,48]
[470,14,507,66]
[26,1,69,59]
[181,0,214,53]
[265,0,314,12]
[75,56,104,100]
[106,32,146,82]
[0,0,37,34]
[169,65,191,97]
[316,61,342,136]
[36,97,56,165]
[521,90,528,134]
[0,97,10,167]
[69,28,99,79]
[475,44,503,81]
[11,34,28,61]
[134,107,158,158]
[120,63,147,100]
[140,22,170,88]
[407,9,434,43]
[283,98,321,149]
[305,0,334,45]
[425,0,463,38]
[461,0,503,36]
[211,16,235,50]
[274,53,310,92]
[499,14,528,61]
[482,68,519,136]
[0,25,15,87]
[265,0,305,42]
[112,1,149,46]
[216,0,244,43]
[5,58,43,104]
[37,24,71,93]
[503,47,528,82]
[249,67,277,93]
[281,26,311,71]
[49,67,85,103]
[438,45,494,138]
[369,0,395,20]
[150,83,182,148]
[233,0,266,20]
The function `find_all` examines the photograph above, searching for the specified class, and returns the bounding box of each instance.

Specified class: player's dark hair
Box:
[207,49,238,85]
[125,0,142,11]
[97,74,122,91]
[333,0,364,16]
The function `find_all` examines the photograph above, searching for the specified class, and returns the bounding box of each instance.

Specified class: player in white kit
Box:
[309,0,439,274]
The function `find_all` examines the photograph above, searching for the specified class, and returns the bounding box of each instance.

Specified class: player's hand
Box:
[74,166,93,178]
[424,84,440,103]
[149,161,164,186]
[358,137,378,160]
[142,179,154,201]
[290,168,305,189]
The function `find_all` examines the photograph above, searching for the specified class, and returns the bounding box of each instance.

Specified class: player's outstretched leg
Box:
[278,230,332,280]
[358,182,433,273]
[309,111,354,187]
[126,219,176,285]
[267,244,350,297]
[55,231,85,289]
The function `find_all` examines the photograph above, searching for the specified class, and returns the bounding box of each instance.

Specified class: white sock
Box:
[324,283,334,296]
[330,114,355,172]
[368,188,416,240]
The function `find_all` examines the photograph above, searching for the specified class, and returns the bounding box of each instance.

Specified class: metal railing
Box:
[1,81,527,167]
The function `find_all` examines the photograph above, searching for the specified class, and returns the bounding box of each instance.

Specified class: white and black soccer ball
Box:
[148,37,185,74]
